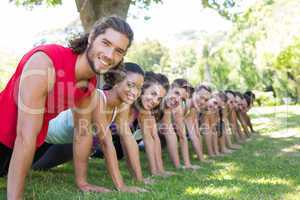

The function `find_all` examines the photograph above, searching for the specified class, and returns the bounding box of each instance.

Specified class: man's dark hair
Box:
[103,62,145,89]
[69,16,134,54]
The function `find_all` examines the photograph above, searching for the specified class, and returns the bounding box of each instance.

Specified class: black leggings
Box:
[32,135,125,171]
[32,143,73,170]
[0,142,57,176]
[0,143,12,177]
[91,134,124,160]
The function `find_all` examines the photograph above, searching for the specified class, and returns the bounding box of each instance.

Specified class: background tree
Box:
[125,39,170,71]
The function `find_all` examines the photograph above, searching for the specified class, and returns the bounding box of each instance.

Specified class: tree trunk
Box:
[204,61,212,84]
[202,44,212,84]
[75,0,131,32]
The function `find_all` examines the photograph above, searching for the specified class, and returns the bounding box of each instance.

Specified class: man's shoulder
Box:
[33,44,72,53]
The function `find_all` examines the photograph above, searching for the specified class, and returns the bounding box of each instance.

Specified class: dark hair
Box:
[171,78,194,97]
[225,90,236,97]
[195,84,212,93]
[155,73,170,92]
[235,92,244,99]
[103,62,145,89]
[134,72,169,113]
[69,16,134,54]
[217,91,228,102]
[244,91,256,99]
[244,91,255,106]
[142,72,169,94]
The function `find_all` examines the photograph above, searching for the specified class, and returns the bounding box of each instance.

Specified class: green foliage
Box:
[0,51,18,91]
[126,40,203,84]
[172,46,198,81]
[255,91,278,106]
[10,0,62,7]
[204,0,300,103]
[130,0,162,10]
[125,39,169,72]
[275,37,300,73]
[201,0,245,21]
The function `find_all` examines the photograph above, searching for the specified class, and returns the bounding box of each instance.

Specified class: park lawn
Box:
[0,105,299,200]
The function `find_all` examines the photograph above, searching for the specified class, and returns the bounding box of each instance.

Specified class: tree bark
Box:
[75,0,131,32]
[204,61,212,84]
[202,45,212,84]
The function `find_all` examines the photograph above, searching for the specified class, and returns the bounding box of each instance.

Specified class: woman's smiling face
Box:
[116,72,144,105]
[165,87,185,109]
[193,89,211,110]
[141,83,166,110]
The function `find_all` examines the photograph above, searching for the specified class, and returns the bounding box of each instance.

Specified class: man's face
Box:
[87,28,129,74]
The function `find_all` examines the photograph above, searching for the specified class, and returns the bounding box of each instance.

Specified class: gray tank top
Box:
[46,89,117,144]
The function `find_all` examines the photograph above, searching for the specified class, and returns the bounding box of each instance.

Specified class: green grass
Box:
[1,106,300,200]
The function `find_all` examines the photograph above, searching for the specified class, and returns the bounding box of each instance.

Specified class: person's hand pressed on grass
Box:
[117,185,148,193]
[79,183,111,193]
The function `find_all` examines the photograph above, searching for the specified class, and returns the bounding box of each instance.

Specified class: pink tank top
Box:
[0,44,97,148]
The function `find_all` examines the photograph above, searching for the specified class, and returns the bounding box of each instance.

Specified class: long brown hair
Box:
[69,16,134,54]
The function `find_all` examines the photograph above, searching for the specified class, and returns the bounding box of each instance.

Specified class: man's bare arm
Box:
[7,52,55,200]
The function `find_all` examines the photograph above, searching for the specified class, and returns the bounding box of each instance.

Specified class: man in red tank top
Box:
[0,16,133,199]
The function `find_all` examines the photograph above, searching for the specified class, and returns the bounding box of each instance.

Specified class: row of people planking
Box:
[0,15,256,199]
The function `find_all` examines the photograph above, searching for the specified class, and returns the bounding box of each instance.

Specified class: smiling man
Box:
[0,16,133,200]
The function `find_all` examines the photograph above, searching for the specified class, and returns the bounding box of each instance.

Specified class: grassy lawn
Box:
[1,106,299,200]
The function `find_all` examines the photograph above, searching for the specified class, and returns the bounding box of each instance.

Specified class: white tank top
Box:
[46,89,118,144]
